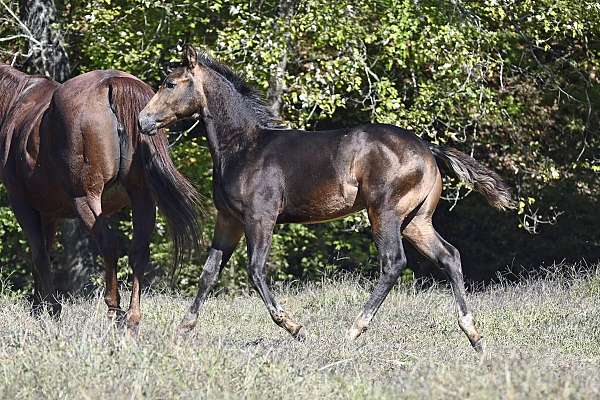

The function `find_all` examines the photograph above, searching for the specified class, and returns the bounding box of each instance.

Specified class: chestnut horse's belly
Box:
[23,180,130,219]
[28,191,77,218]
[100,182,130,215]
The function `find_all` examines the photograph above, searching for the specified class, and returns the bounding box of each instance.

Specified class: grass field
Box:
[1,266,599,399]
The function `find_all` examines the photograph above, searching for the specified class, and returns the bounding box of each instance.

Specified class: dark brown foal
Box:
[139,46,514,351]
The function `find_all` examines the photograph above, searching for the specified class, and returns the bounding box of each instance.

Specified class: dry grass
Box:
[1,267,600,399]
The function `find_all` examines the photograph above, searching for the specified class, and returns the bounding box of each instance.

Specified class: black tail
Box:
[106,76,202,267]
[428,143,516,210]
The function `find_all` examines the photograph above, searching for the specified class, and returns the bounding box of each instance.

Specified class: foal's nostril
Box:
[138,113,157,135]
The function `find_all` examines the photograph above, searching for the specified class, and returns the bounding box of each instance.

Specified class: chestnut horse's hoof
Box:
[126,322,140,338]
[31,300,62,318]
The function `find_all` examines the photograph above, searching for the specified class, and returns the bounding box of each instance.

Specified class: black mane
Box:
[195,51,282,128]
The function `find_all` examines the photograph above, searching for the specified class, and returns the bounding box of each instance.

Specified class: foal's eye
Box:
[165,81,176,89]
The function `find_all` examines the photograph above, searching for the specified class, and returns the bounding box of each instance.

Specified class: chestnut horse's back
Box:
[46,70,200,264]
[44,70,138,195]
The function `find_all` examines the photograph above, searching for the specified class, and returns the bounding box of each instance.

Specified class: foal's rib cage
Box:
[139,45,515,351]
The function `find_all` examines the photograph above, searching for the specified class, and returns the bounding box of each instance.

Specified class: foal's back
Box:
[253,124,438,223]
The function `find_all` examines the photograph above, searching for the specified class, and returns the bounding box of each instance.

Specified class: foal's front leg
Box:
[178,211,243,334]
[245,216,305,341]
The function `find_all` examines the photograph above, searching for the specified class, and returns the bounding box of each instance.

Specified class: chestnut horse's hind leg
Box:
[73,196,123,319]
[347,208,406,340]
[178,211,243,334]
[8,195,60,316]
[123,189,156,336]
[404,215,484,352]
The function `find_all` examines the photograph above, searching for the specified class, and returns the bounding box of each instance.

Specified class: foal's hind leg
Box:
[178,211,243,334]
[245,216,305,340]
[347,208,406,340]
[404,216,484,352]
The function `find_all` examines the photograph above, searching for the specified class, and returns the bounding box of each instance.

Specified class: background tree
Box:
[19,0,70,80]
[1,0,598,294]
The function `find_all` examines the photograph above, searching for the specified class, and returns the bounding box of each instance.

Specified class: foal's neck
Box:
[203,83,261,168]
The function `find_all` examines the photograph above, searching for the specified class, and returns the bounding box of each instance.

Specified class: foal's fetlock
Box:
[458,313,484,352]
[346,315,369,341]
[272,310,305,340]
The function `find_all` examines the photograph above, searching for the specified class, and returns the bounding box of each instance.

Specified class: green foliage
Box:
[0,0,598,293]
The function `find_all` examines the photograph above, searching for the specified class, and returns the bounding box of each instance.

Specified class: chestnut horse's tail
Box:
[106,76,201,267]
[428,143,516,210]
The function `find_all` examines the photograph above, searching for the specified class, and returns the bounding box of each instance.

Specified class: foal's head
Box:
[139,45,210,135]
[139,45,278,136]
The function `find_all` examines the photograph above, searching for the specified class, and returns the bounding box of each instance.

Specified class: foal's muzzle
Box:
[138,111,158,136]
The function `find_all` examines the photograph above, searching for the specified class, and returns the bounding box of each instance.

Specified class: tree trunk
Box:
[54,220,98,294]
[266,0,296,118]
[19,0,98,294]
[19,0,70,82]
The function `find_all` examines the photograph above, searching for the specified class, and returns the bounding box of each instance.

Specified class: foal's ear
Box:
[182,44,198,69]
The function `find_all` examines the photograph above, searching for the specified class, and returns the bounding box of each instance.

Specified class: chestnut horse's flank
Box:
[139,46,515,351]
[0,65,200,332]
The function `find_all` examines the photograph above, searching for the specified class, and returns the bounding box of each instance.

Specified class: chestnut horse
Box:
[139,46,515,351]
[0,65,200,333]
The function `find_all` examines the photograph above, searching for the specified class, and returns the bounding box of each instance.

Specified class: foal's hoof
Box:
[292,327,307,342]
[127,326,139,338]
[125,321,140,338]
[472,337,485,353]
[176,324,194,336]
[346,325,367,341]
[176,317,197,336]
